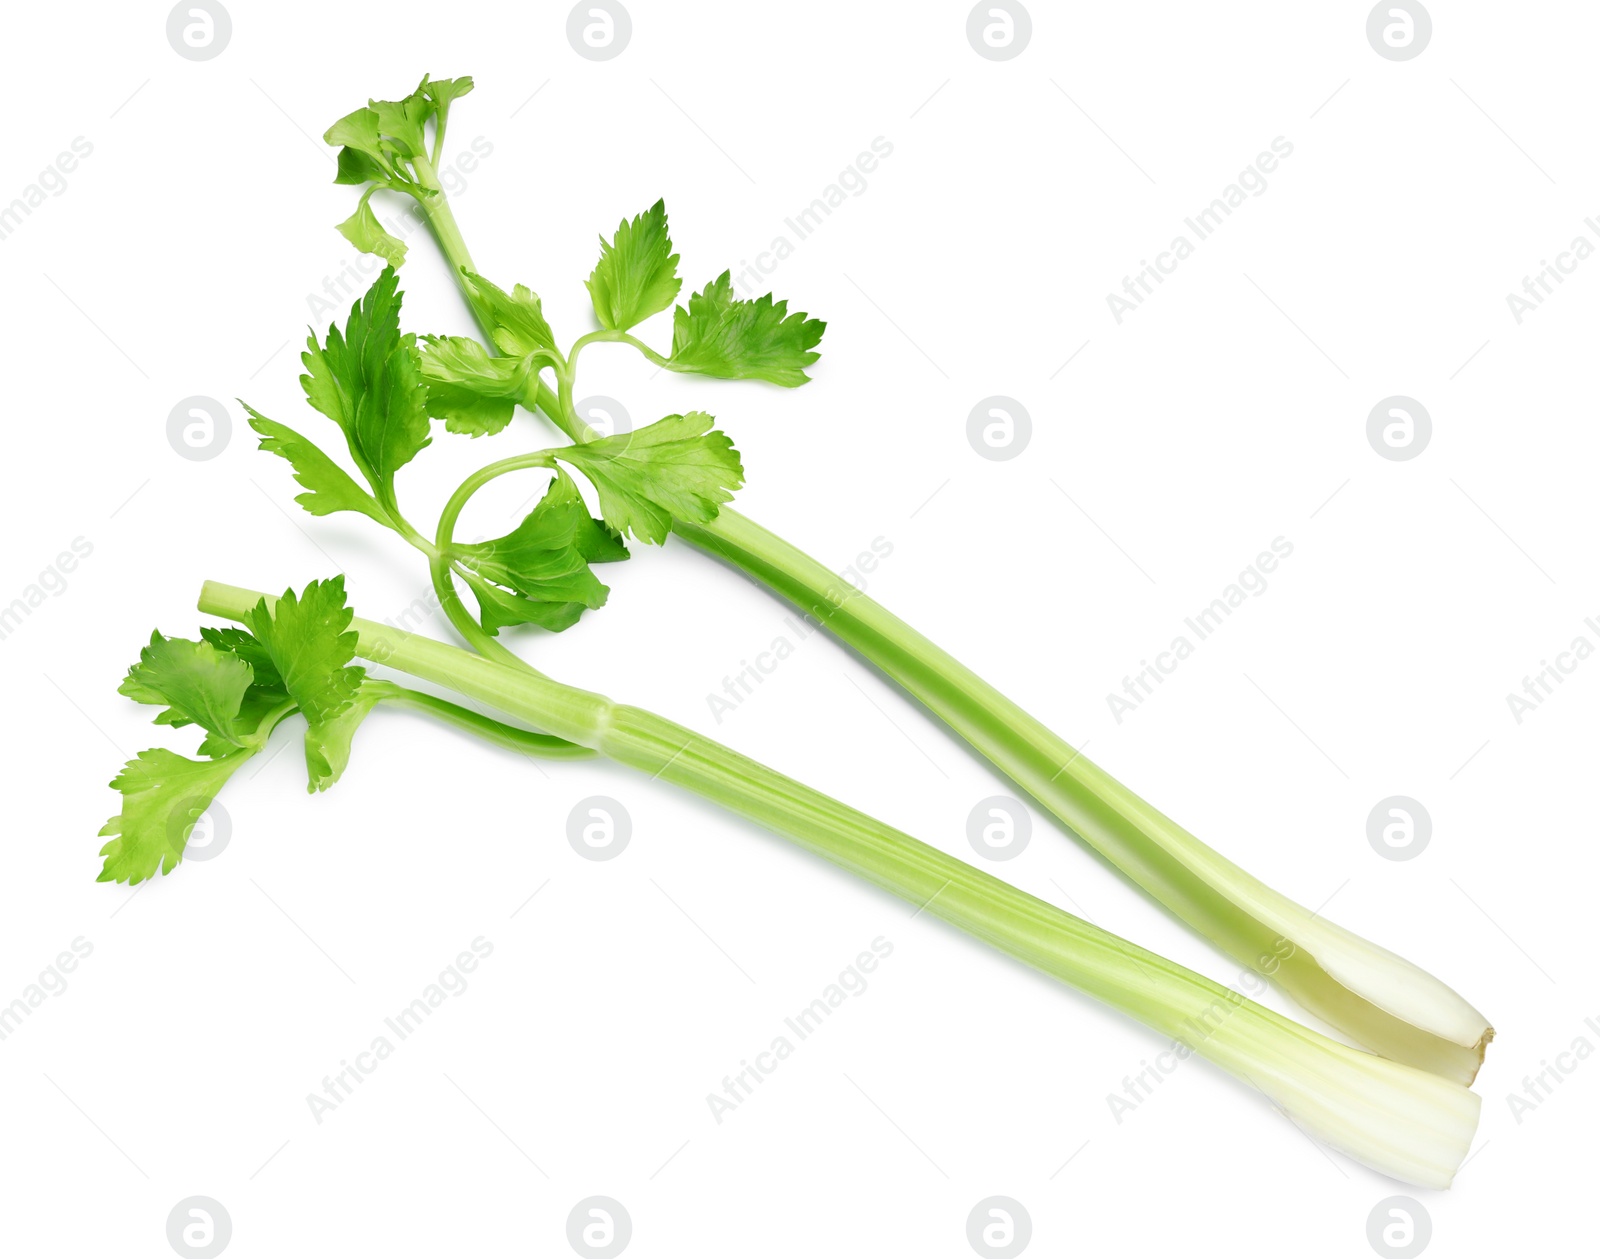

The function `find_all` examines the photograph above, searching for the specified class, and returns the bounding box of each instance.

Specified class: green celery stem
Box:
[677,512,1303,964]
[194,581,1420,1079]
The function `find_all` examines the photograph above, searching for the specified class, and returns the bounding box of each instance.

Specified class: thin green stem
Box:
[367,679,594,759]
[255,697,302,744]
[393,516,441,560]
[435,451,559,552]
[429,450,561,672]
[407,152,492,340]
[427,553,515,665]
[554,361,580,442]
[569,328,668,374]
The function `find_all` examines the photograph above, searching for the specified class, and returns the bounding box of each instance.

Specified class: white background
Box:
[2,1,1594,1255]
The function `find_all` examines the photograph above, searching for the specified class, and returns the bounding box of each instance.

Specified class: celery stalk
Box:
[408,170,1492,1082]
[198,580,1482,1187]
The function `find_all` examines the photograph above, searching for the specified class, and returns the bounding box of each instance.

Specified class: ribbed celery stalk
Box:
[404,173,1492,1084]
[198,580,1481,1187]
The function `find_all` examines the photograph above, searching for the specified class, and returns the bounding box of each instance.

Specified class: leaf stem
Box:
[569,328,668,374]
[428,451,561,670]
[366,679,593,759]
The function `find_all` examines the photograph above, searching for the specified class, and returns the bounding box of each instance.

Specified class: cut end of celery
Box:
[1277,922,1496,1086]
[1203,1013,1484,1189]
[1296,1057,1481,1189]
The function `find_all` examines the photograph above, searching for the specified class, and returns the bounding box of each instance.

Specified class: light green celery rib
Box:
[199,580,1481,1187]
[675,511,1495,1083]
[406,172,1490,1083]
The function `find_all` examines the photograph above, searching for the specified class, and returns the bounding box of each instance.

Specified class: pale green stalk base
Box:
[199,581,1481,1187]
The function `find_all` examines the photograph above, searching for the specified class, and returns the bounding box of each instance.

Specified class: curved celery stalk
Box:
[401,174,1491,1084]
[198,580,1482,1187]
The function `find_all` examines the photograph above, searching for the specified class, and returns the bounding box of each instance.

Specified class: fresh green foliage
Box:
[559,413,743,544]
[101,573,561,880]
[99,569,593,882]
[586,199,681,332]
[450,469,628,633]
[419,335,533,437]
[244,257,742,640]
[299,267,431,515]
[325,73,474,185]
[119,633,255,749]
[335,196,408,268]
[305,684,385,792]
[98,577,376,882]
[326,108,393,182]
[243,578,364,727]
[461,272,556,357]
[420,274,557,436]
[668,272,826,386]
[98,748,255,885]
[243,404,390,525]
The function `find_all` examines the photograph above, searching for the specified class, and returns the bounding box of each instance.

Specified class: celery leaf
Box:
[558,412,743,544]
[586,200,681,332]
[668,272,825,386]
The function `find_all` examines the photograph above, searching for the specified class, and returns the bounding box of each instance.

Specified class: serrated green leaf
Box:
[300,267,431,513]
[451,469,628,635]
[244,577,365,727]
[367,88,431,159]
[189,625,294,752]
[96,748,252,884]
[118,633,255,751]
[334,144,389,187]
[324,75,473,176]
[464,572,590,635]
[196,627,284,693]
[461,271,557,357]
[668,272,826,386]
[324,106,385,159]
[558,412,743,544]
[335,196,408,267]
[243,403,392,527]
[305,681,385,793]
[586,200,681,332]
[419,335,531,437]
[420,75,475,112]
